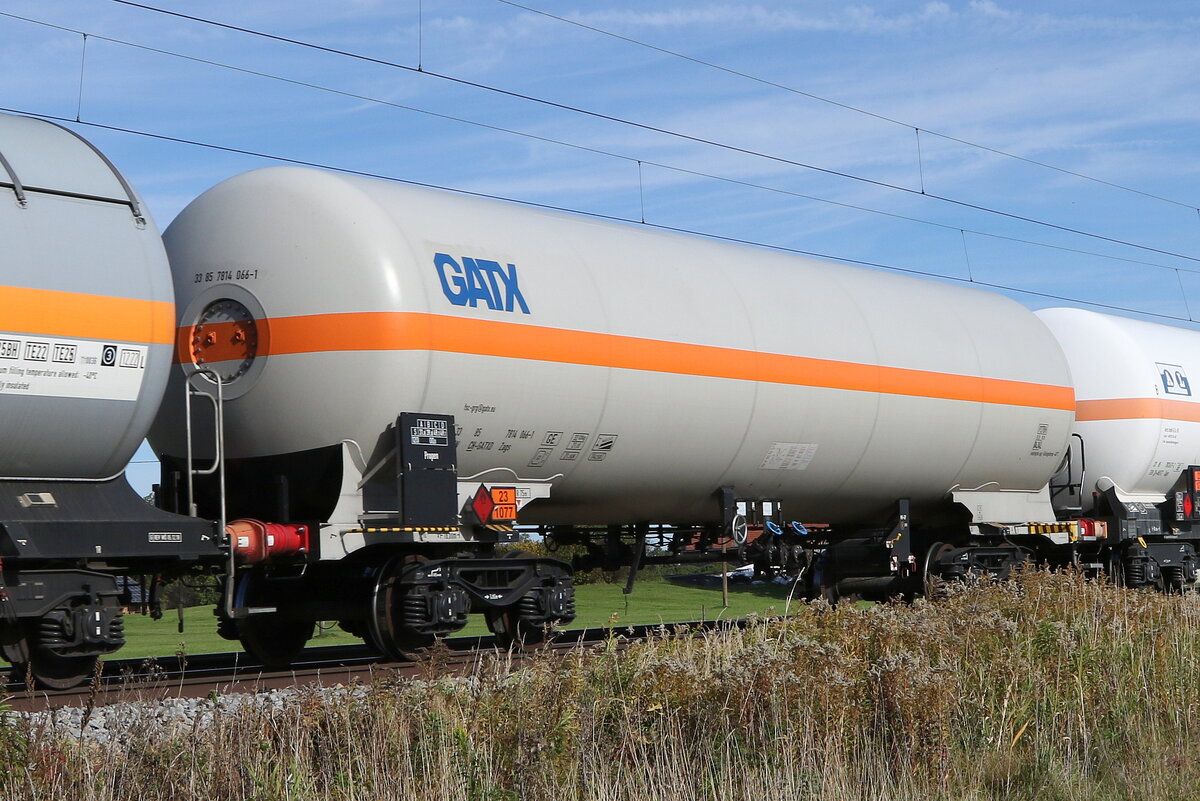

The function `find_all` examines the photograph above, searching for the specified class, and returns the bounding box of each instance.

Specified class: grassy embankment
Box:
[7,569,1200,800]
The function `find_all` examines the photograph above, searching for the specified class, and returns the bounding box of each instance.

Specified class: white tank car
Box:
[0,113,174,479]
[149,166,1076,527]
[1037,307,1200,511]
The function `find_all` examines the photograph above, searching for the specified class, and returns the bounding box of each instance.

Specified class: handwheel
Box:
[234,570,314,669]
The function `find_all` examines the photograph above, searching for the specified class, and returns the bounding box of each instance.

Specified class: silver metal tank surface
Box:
[0,113,174,479]
[151,167,1076,525]
[1037,307,1200,511]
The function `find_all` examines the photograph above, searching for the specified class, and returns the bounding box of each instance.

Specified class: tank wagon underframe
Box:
[158,410,578,666]
[527,469,1200,600]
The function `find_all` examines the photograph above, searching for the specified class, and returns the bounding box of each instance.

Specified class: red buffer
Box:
[227,519,310,564]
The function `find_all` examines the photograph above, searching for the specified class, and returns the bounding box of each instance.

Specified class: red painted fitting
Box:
[227,519,310,564]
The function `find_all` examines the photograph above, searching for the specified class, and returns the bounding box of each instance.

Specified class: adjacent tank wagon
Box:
[0,114,219,688]
[0,113,174,478]
[1037,308,1200,511]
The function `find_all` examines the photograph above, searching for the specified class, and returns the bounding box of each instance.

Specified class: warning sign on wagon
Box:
[0,332,147,401]
[760,442,819,471]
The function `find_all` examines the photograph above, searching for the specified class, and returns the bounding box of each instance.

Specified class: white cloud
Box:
[569,1,1200,37]
[572,3,962,35]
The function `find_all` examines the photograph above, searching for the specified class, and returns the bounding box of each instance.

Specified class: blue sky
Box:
[2,0,1198,491]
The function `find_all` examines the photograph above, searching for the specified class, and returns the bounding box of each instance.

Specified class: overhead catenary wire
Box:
[99,0,1200,266]
[5,10,1191,280]
[494,0,1200,213]
[7,6,1198,320]
[75,33,88,122]
[1,104,1194,327]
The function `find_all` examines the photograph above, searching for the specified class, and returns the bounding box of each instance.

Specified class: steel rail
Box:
[4,619,753,712]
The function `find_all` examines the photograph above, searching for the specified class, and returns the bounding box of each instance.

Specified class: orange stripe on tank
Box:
[175,311,1076,412]
[1076,398,1200,423]
[1,285,174,344]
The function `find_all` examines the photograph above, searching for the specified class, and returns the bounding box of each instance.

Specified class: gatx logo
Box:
[434,253,530,314]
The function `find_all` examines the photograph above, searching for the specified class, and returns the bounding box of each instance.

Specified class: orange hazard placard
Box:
[490,487,518,521]
[491,504,518,521]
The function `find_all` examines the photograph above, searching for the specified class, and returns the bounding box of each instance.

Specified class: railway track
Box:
[4,619,746,712]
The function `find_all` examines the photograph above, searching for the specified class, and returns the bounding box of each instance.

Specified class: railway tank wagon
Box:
[1035,307,1200,588]
[150,165,1079,647]
[0,113,219,687]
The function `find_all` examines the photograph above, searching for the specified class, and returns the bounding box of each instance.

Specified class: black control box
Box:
[396,412,458,527]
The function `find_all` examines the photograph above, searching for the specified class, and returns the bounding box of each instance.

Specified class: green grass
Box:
[546,574,800,628]
[100,574,803,661]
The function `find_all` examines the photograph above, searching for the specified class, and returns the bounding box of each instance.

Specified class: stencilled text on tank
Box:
[559,432,590,461]
[0,333,146,401]
[455,424,621,465]
[1029,423,1060,457]
[526,431,620,466]
[495,427,537,455]
[461,406,499,451]
[192,268,261,283]
[760,442,819,470]
[466,427,541,455]
[463,403,496,414]
[1149,459,1187,479]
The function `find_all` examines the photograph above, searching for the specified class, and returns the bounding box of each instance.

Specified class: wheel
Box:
[1106,549,1126,587]
[1163,565,1185,593]
[998,547,1036,580]
[368,555,435,661]
[818,579,840,605]
[816,581,866,606]
[234,570,314,669]
[485,608,548,649]
[2,623,98,690]
[807,553,830,602]
[237,616,314,670]
[0,623,24,667]
[484,552,565,649]
[921,542,955,599]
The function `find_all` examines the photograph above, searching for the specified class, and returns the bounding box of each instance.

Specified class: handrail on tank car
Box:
[45,118,147,225]
[182,369,231,618]
[1049,433,1087,506]
[0,146,27,207]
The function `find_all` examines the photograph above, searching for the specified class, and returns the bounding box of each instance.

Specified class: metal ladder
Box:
[1049,433,1087,515]
[181,369,236,617]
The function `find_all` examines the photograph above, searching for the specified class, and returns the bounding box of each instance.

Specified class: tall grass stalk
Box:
[5,569,1200,799]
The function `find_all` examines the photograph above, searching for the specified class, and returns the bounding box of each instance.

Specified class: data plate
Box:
[0,331,147,401]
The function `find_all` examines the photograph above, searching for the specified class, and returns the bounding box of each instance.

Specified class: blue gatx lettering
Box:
[434,253,530,314]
